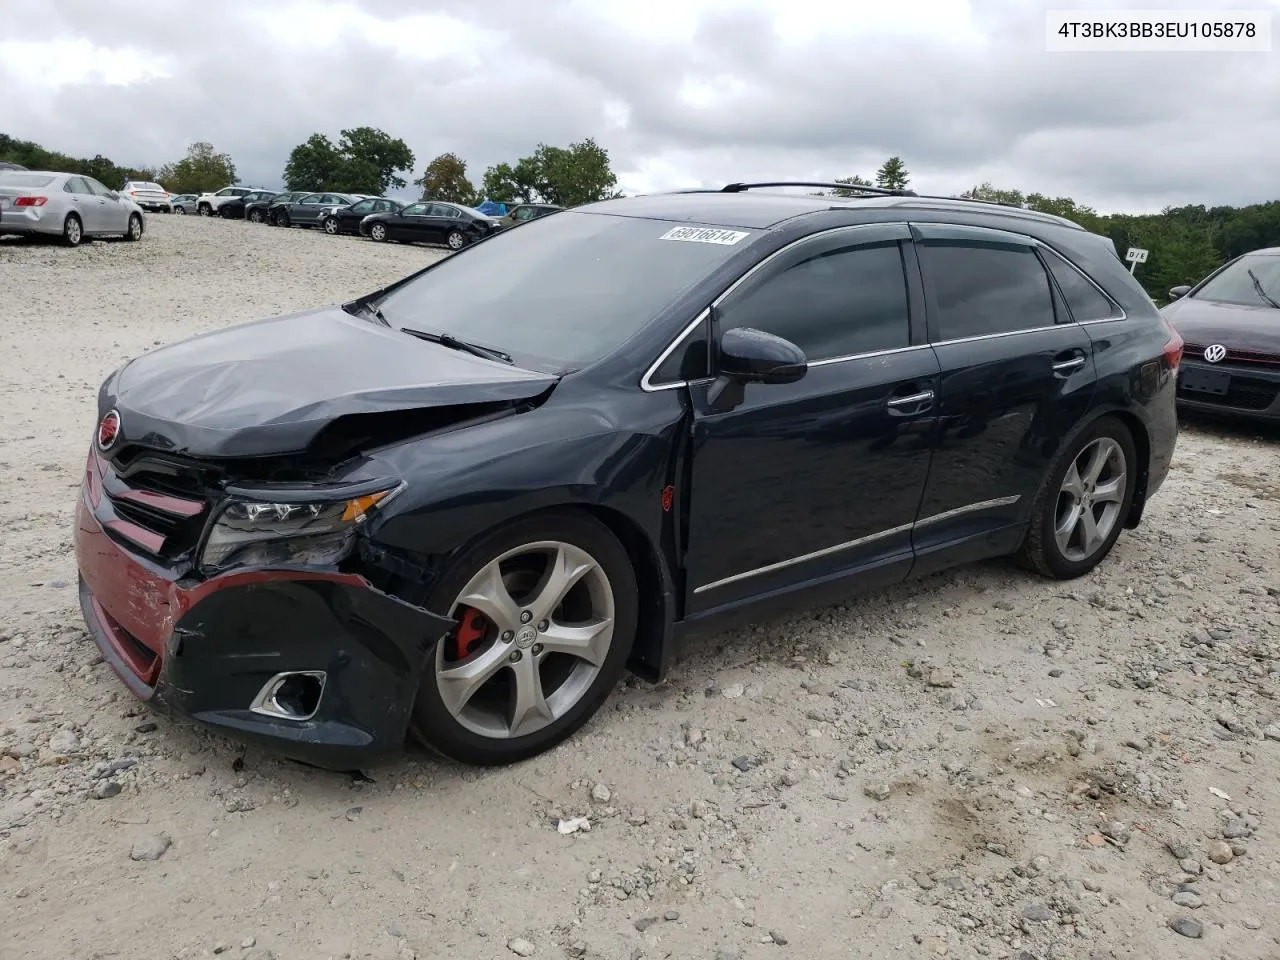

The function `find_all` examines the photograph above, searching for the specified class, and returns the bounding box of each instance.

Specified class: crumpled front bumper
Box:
[74,454,454,770]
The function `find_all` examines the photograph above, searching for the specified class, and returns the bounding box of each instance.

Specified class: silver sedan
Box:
[0,170,147,246]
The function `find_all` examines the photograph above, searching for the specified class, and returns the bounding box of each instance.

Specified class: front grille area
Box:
[1178,373,1280,410]
[1183,343,1280,367]
[99,456,217,563]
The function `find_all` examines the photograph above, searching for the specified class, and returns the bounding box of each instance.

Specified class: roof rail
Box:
[722,180,917,197]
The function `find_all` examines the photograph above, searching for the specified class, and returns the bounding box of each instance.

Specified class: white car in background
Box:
[0,170,146,246]
[195,185,267,217]
[121,180,172,212]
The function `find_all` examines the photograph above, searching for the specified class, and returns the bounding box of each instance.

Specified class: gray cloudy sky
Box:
[2,0,1277,213]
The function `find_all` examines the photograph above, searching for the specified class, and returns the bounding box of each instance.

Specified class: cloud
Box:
[0,0,1276,212]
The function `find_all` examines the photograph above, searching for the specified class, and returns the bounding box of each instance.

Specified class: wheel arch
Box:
[1107,408,1151,529]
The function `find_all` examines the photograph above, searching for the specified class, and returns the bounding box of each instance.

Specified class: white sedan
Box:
[0,170,146,246]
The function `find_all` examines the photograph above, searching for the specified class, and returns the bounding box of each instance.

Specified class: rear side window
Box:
[717,241,911,361]
[1042,248,1119,321]
[0,172,55,187]
[918,242,1056,341]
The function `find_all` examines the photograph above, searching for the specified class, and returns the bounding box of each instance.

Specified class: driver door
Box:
[682,223,940,615]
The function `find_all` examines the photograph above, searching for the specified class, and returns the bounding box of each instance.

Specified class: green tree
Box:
[962,182,1025,206]
[832,174,873,197]
[415,152,477,204]
[155,141,237,194]
[481,138,619,207]
[282,133,345,192]
[875,156,910,191]
[280,127,413,194]
[336,126,414,194]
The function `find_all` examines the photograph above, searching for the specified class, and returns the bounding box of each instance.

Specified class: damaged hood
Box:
[105,306,558,458]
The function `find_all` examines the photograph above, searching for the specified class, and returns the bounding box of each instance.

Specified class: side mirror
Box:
[719,327,807,385]
[108,191,120,200]
[1168,285,1192,300]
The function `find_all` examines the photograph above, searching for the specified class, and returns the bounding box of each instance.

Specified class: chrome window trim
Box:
[640,223,912,392]
[692,495,1021,595]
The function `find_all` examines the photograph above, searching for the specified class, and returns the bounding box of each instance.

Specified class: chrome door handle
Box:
[1052,357,1087,373]
[887,390,935,407]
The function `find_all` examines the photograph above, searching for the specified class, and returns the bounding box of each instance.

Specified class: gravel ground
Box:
[2,215,1280,960]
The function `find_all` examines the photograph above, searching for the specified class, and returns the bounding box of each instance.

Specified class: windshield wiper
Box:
[400,327,513,364]
[1248,269,1280,309]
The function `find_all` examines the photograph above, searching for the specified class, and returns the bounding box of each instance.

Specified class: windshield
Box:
[1193,254,1280,308]
[0,172,55,188]
[376,211,758,368]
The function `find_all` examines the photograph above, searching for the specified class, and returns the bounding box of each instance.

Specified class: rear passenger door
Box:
[909,222,1097,574]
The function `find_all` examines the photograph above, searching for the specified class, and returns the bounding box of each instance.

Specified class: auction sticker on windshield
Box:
[659,226,751,245]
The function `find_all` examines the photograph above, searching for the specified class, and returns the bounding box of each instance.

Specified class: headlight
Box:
[199,484,402,574]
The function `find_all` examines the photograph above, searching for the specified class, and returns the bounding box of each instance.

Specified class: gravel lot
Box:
[2,214,1280,960]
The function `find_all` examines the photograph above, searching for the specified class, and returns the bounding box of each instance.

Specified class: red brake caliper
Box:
[453,607,489,659]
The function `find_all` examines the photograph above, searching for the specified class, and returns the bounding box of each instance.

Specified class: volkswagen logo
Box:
[1203,344,1227,363]
[97,409,122,451]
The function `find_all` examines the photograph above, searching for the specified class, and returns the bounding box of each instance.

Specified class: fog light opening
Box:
[250,671,326,721]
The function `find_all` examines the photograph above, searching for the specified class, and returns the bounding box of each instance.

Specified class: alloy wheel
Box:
[1053,437,1127,563]
[127,215,142,240]
[435,541,615,740]
[370,223,386,241]
[324,217,338,234]
[64,216,82,246]
[447,230,464,250]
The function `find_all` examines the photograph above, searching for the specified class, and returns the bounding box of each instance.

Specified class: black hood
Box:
[1162,297,1280,355]
[104,306,557,458]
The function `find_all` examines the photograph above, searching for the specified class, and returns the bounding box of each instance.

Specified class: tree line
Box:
[4,132,1277,302]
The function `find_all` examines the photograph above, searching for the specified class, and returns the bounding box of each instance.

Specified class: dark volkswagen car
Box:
[73,182,1179,770]
[360,200,501,249]
[322,196,404,236]
[1162,247,1280,420]
[245,191,302,224]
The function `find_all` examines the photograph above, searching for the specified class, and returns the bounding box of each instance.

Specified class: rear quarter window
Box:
[0,172,56,188]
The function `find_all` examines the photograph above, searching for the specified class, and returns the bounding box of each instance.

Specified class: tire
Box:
[174,205,186,215]
[368,222,387,242]
[323,217,340,235]
[276,211,291,228]
[62,214,83,247]
[446,229,466,251]
[248,209,264,224]
[1016,415,1138,579]
[410,510,638,766]
[124,213,143,241]
[198,203,212,217]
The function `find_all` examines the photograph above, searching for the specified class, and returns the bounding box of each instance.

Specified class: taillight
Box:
[14,196,47,207]
[1163,316,1184,373]
[130,190,138,196]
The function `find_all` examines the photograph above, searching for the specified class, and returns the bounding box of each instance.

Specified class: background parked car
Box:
[245,190,303,223]
[270,192,363,228]
[0,170,145,246]
[218,189,281,220]
[196,186,266,217]
[121,180,172,213]
[169,193,198,214]
[0,161,28,170]
[321,196,404,235]
[1162,246,1280,421]
[501,202,563,228]
[359,200,503,249]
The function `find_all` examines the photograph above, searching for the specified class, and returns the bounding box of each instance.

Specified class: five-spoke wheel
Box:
[411,512,637,765]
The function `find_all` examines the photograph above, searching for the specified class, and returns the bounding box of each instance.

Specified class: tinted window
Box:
[513,206,535,221]
[349,199,373,213]
[402,203,427,216]
[919,242,1056,340]
[377,212,756,369]
[651,320,711,384]
[1042,248,1117,321]
[300,194,323,204]
[717,241,910,362]
[1191,254,1280,308]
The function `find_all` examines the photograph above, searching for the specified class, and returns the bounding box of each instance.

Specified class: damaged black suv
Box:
[75,182,1180,769]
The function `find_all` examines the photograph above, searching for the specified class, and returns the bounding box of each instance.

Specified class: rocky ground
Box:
[1,215,1279,960]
